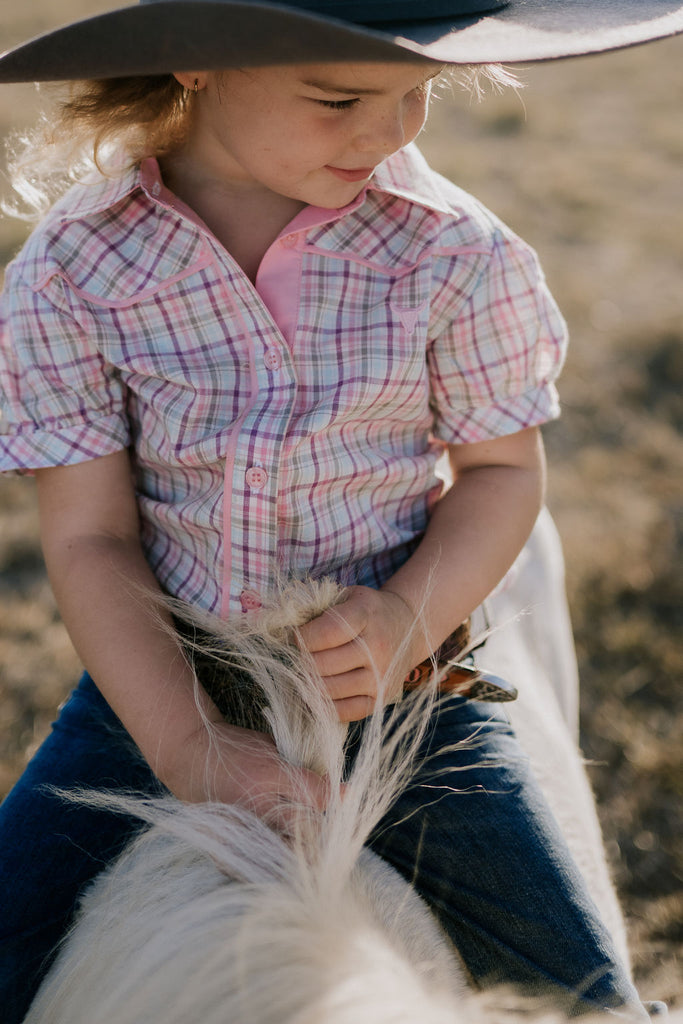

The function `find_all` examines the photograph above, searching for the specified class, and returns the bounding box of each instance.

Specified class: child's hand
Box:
[297,586,420,722]
[168,720,331,833]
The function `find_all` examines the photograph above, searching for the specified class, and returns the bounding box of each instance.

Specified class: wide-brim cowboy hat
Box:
[1,0,683,83]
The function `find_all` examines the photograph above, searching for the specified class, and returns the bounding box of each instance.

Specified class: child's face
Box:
[178,61,441,208]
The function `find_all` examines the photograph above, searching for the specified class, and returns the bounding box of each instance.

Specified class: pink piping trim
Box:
[220,298,261,618]
[299,243,491,275]
[32,255,215,308]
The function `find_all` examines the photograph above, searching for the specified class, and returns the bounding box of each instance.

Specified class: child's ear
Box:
[172,72,208,92]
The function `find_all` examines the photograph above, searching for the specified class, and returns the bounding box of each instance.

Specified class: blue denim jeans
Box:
[0,673,643,1023]
[349,697,644,1016]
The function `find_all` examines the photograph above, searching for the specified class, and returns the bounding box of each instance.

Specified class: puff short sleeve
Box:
[427,224,567,445]
[0,260,130,474]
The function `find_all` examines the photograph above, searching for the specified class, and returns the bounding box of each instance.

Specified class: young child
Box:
[1,1,681,1020]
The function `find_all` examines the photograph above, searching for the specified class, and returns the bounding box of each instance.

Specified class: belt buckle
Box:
[403,659,518,702]
[438,661,518,702]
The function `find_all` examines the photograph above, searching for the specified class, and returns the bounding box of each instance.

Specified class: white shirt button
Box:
[245,466,268,490]
[240,589,262,612]
[264,347,282,371]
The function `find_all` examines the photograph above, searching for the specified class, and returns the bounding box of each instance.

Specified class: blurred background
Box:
[1,2,681,1003]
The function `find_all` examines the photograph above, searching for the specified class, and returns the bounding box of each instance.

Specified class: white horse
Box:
[23,509,635,1024]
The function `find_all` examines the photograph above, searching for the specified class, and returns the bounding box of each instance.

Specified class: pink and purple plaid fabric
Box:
[0,146,566,616]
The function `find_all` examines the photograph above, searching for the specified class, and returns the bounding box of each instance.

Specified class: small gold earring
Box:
[193,79,199,94]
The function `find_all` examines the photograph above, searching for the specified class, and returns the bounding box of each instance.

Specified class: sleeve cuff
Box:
[433,382,561,445]
[0,412,130,475]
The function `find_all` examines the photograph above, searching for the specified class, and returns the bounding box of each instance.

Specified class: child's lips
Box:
[325,165,375,182]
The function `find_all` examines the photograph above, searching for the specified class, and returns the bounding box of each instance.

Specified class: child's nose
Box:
[354,107,406,157]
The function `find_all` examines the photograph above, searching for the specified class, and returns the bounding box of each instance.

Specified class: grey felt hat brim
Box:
[1,0,683,83]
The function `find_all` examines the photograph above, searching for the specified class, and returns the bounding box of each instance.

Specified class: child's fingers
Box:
[309,640,365,679]
[331,694,377,724]
[210,724,331,822]
[321,667,369,701]
[299,586,418,717]
[324,669,403,720]
[298,606,359,653]
[298,588,371,653]
[238,761,332,834]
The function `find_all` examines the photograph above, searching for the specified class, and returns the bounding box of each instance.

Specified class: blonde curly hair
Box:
[5,75,191,219]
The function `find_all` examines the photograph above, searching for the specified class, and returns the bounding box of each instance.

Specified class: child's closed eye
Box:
[316,98,360,111]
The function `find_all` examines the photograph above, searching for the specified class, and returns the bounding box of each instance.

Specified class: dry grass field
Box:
[1,2,681,1006]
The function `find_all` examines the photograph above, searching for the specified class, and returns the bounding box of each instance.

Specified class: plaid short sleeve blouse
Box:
[0,146,567,616]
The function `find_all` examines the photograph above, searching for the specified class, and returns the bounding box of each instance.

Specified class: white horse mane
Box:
[26,577,473,1024]
[24,516,655,1023]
